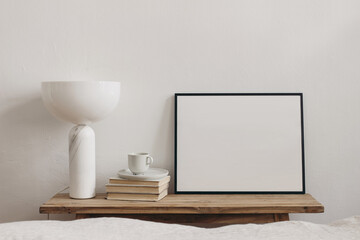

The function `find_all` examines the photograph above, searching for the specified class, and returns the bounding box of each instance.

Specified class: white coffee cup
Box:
[128,152,154,175]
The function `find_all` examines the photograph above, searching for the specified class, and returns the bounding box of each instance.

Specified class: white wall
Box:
[1,0,360,223]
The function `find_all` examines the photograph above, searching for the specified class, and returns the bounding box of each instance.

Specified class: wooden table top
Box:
[40,193,324,215]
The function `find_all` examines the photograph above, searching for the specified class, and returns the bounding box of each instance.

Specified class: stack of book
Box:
[106,175,170,201]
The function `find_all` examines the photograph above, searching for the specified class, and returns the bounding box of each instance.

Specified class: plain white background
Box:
[0,0,360,223]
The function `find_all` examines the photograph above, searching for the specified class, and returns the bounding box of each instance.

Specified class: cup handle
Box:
[146,156,153,165]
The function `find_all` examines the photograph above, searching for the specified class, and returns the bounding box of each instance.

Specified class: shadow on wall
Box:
[0,97,70,223]
[151,95,175,193]
[0,95,175,222]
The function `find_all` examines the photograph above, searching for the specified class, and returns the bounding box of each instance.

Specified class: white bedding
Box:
[0,216,360,240]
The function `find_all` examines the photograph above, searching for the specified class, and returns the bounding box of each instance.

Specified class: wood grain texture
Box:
[274,213,290,222]
[40,193,324,215]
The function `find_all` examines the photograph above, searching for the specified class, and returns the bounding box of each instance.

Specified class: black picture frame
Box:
[174,93,305,194]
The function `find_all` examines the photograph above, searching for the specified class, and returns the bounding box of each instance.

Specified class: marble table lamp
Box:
[41,81,120,199]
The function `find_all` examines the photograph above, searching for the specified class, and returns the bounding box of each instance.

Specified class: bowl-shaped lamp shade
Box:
[41,81,120,125]
[41,81,120,199]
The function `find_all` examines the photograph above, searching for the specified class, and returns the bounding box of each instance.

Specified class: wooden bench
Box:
[40,193,324,227]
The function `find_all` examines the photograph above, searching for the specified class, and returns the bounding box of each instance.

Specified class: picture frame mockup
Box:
[175,93,305,194]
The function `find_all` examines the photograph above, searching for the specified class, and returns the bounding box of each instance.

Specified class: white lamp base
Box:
[69,125,96,199]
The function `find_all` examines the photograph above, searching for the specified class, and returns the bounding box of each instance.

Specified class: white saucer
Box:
[117,168,169,181]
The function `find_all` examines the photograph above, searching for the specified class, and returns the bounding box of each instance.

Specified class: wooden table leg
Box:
[274,213,290,222]
[76,214,91,219]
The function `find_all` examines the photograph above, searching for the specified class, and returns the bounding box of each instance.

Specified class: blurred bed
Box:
[0,216,359,240]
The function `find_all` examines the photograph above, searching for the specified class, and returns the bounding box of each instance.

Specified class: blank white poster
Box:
[175,94,304,193]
